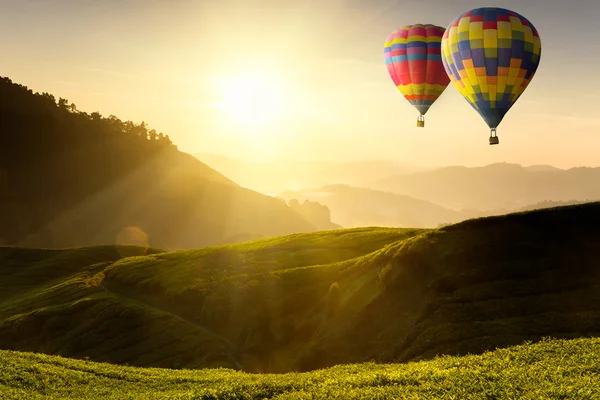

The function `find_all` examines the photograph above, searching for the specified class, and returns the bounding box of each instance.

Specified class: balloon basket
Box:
[489,128,499,145]
[416,115,425,128]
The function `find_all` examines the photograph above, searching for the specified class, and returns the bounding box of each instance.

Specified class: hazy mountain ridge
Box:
[195,154,600,228]
[372,162,600,211]
[194,153,424,195]
[281,184,467,228]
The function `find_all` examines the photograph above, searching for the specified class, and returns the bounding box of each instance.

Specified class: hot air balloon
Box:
[440,8,542,145]
[384,24,451,128]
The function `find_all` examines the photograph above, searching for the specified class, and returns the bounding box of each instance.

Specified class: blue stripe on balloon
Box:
[485,57,498,76]
[407,53,427,61]
[483,8,498,22]
[454,56,465,71]
[498,48,511,68]
[406,41,427,48]
[521,51,532,71]
[458,41,471,51]
[511,40,524,59]
[478,107,506,129]
[471,48,486,68]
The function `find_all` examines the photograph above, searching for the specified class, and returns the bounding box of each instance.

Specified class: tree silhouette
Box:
[0,76,177,245]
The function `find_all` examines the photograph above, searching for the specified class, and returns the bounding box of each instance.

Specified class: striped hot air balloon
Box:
[384,24,451,128]
[440,7,542,145]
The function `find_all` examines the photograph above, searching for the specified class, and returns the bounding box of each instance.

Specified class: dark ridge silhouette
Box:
[0,76,316,248]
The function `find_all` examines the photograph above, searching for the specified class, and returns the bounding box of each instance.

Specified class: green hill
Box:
[2,203,600,374]
[0,76,317,249]
[1,337,599,399]
[0,227,420,372]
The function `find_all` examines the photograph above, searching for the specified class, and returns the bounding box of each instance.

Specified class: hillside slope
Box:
[312,201,600,369]
[2,337,598,399]
[2,203,600,373]
[25,150,318,249]
[0,76,317,248]
[0,227,420,371]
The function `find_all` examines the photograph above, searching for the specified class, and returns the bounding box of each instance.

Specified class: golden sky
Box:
[2,0,600,168]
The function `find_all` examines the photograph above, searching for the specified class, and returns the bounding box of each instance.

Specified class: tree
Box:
[58,98,69,110]
[0,75,184,245]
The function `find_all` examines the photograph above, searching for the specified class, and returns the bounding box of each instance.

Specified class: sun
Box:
[214,69,287,131]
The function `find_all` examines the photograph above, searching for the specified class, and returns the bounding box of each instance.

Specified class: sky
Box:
[2,0,600,168]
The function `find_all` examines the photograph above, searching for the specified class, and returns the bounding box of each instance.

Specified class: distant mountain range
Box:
[370,163,600,211]
[282,184,466,228]
[194,153,423,195]
[197,153,600,229]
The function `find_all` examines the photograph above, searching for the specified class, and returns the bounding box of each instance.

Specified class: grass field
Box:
[2,202,600,375]
[0,227,423,372]
[1,337,599,399]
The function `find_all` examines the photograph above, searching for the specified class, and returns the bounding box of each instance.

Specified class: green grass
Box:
[2,202,600,374]
[1,337,599,399]
[0,227,423,372]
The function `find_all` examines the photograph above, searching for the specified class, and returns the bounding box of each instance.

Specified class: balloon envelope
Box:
[384,24,450,117]
[440,7,542,130]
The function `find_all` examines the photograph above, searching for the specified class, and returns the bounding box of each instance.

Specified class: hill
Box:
[0,76,317,248]
[372,162,600,211]
[285,198,342,230]
[0,227,419,372]
[1,337,598,399]
[516,199,587,212]
[281,184,466,228]
[2,203,600,374]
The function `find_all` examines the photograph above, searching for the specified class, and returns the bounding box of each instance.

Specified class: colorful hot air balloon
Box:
[441,8,542,145]
[384,24,451,127]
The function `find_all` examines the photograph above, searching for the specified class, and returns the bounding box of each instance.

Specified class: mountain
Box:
[285,198,342,230]
[281,184,466,228]
[194,153,424,195]
[372,162,600,211]
[0,76,317,249]
[3,202,600,374]
[525,164,562,172]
